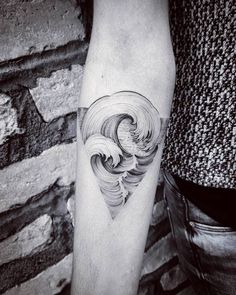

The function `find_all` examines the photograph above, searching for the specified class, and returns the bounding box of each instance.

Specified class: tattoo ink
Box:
[78,91,168,218]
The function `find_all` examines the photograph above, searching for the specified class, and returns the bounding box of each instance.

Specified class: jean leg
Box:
[164,171,236,295]
[163,172,209,294]
[186,198,236,295]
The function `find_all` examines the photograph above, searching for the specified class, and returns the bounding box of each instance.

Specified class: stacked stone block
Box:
[0,1,195,294]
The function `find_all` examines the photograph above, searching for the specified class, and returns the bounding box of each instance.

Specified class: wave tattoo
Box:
[78,91,168,218]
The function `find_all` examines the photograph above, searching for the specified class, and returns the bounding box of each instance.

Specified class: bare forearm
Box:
[80,0,175,109]
[72,1,175,294]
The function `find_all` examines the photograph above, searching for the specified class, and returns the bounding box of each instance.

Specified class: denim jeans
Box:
[163,171,236,295]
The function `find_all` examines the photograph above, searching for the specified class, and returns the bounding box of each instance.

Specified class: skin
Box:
[72,1,175,294]
[78,91,169,218]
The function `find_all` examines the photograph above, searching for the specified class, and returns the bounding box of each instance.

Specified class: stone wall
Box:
[0,1,195,294]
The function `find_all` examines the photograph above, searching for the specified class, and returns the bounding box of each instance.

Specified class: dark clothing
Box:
[173,174,236,228]
[161,1,235,293]
[164,171,236,295]
[163,0,236,189]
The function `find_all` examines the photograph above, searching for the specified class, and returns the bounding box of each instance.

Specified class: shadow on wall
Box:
[77,0,93,40]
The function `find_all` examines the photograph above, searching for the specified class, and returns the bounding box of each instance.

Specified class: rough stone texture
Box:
[138,195,193,295]
[0,215,52,266]
[136,184,191,295]
[145,218,171,252]
[0,88,77,169]
[0,182,74,294]
[3,254,73,295]
[0,93,22,144]
[139,256,181,295]
[67,196,75,227]
[0,1,90,294]
[30,64,83,121]
[141,233,178,277]
[160,265,187,291]
[0,41,88,85]
[0,0,85,62]
[0,143,76,214]
[0,182,74,242]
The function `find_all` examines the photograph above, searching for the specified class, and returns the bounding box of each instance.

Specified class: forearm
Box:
[72,1,175,294]
[80,0,175,111]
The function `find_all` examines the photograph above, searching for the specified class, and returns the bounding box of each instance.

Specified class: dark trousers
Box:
[163,171,236,295]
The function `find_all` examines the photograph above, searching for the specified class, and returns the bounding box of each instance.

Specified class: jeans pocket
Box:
[189,221,236,294]
[189,221,236,233]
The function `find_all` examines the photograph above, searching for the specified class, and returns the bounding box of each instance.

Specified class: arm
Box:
[72,1,175,294]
